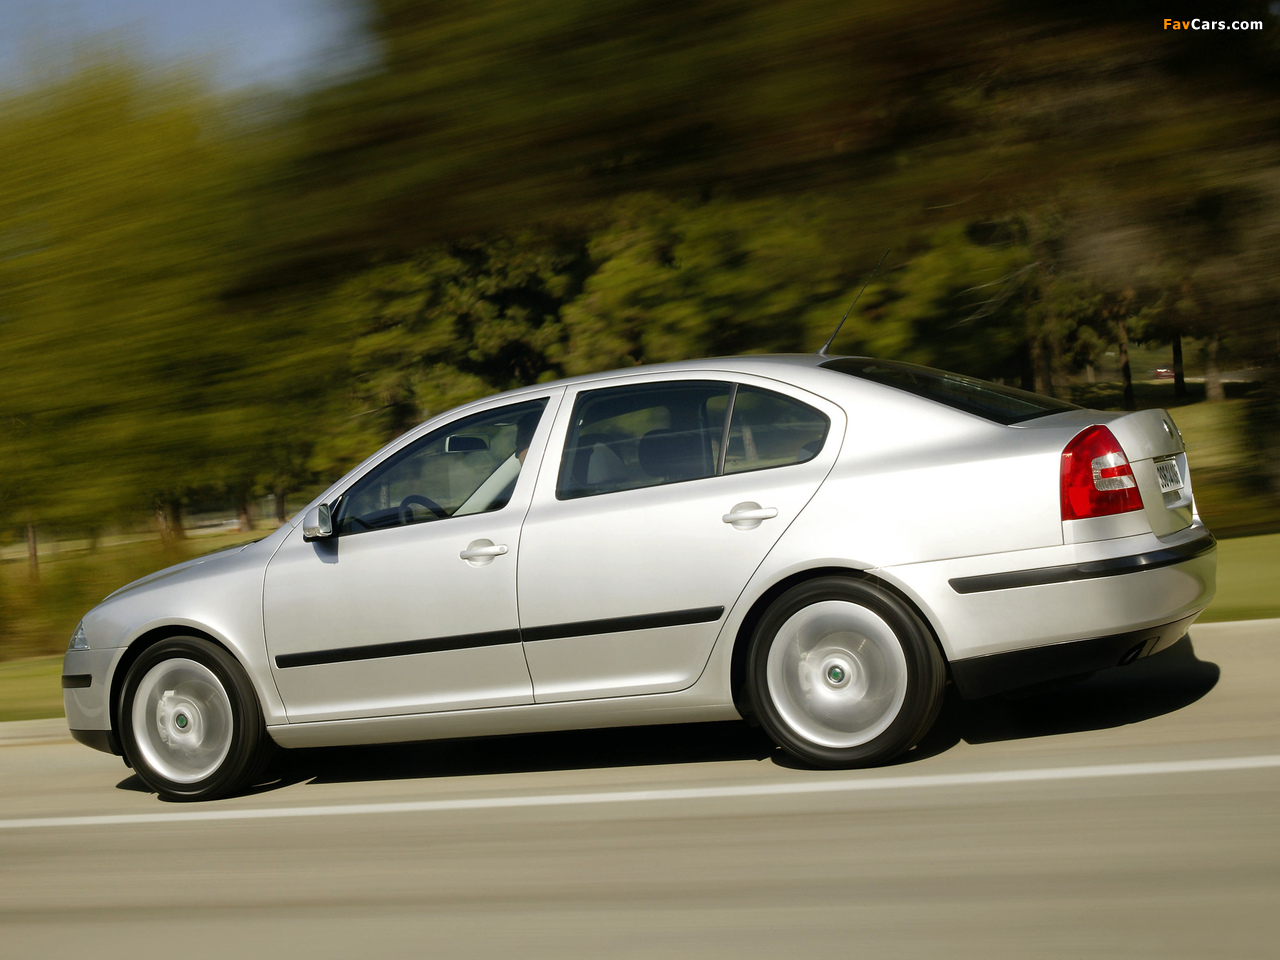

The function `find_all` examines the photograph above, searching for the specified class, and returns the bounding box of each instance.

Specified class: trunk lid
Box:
[1105,408,1194,537]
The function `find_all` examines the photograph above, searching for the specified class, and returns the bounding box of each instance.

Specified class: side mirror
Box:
[302,503,333,541]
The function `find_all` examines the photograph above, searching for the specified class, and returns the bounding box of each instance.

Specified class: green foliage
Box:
[560,195,856,372]
[308,234,587,462]
[3,1,1280,650]
[0,656,63,722]
[851,226,1032,380]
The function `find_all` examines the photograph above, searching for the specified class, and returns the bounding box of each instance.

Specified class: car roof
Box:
[491,353,840,401]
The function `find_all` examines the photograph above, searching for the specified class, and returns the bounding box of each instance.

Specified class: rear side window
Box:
[558,381,829,500]
[558,382,731,500]
[724,387,829,474]
[822,357,1077,425]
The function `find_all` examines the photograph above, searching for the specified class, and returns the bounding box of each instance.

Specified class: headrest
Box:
[638,429,705,481]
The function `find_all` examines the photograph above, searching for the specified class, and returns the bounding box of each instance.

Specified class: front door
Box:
[264,395,558,723]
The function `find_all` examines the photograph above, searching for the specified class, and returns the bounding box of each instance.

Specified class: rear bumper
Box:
[949,612,1198,698]
[878,523,1216,664]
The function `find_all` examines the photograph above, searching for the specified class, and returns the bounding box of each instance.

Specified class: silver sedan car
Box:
[63,355,1216,800]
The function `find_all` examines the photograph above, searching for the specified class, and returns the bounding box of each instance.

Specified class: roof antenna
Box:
[817,248,889,357]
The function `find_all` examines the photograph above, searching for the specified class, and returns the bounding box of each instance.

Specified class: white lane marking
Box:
[3,754,1279,831]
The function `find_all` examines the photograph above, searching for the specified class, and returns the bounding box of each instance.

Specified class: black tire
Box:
[746,577,945,768]
[118,637,270,801]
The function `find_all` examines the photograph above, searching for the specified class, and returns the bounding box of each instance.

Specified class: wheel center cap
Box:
[820,656,854,689]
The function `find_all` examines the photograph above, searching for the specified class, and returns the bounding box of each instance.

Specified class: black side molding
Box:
[276,629,522,669]
[949,533,1216,595]
[274,605,726,669]
[61,674,92,689]
[521,606,725,643]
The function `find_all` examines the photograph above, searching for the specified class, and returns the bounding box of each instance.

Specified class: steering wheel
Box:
[398,494,448,524]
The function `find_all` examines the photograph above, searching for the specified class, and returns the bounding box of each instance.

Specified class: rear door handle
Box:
[460,540,508,564]
[722,503,778,530]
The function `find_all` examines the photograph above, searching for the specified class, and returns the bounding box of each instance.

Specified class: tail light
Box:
[1060,425,1144,521]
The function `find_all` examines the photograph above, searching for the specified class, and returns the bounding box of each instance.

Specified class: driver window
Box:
[333,398,547,536]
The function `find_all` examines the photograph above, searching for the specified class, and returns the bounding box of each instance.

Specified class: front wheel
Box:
[119,637,270,801]
[746,578,945,768]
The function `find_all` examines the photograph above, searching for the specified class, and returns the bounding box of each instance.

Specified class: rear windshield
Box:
[822,357,1078,425]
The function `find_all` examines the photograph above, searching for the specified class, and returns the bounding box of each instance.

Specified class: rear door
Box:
[516,372,845,703]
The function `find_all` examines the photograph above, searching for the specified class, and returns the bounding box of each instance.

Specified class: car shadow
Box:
[903,634,1220,763]
[116,635,1220,797]
[267,716,780,791]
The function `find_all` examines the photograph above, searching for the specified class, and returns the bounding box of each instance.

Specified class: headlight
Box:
[68,622,89,651]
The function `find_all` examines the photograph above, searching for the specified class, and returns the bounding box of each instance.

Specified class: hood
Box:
[103,541,258,602]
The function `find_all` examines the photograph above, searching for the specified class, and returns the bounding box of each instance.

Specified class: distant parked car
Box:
[1154,367,1175,380]
[63,355,1216,800]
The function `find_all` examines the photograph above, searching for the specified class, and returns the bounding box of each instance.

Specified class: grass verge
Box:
[1200,532,1280,623]
[0,656,64,723]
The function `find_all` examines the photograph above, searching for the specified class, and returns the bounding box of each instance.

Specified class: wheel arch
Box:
[108,624,247,760]
[729,565,950,716]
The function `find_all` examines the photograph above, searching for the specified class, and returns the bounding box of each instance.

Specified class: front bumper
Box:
[61,646,126,740]
[69,727,123,756]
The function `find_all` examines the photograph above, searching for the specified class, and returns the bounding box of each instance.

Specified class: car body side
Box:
[62,355,1216,754]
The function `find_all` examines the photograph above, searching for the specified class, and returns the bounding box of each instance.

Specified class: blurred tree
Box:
[307,233,588,468]
[560,194,860,371]
[6,0,1280,554]
[264,0,1027,275]
[849,225,1032,382]
[0,60,318,541]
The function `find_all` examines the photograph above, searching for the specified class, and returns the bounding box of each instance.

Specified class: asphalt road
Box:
[2,619,1278,959]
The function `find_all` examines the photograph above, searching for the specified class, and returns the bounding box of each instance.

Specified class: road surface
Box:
[1,619,1277,958]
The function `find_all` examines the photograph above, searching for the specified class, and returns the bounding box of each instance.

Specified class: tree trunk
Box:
[1204,333,1225,402]
[1029,329,1050,395]
[1171,331,1187,399]
[1020,340,1035,392]
[1117,319,1135,410]
[166,498,186,540]
[237,495,254,533]
[156,500,172,544]
[26,521,38,580]
[274,487,289,524]
[1045,320,1064,399]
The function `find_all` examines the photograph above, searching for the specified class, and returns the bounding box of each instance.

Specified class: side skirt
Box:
[266,689,740,750]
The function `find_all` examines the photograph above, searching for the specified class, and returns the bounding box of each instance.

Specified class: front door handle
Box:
[722,502,778,530]
[460,540,509,564]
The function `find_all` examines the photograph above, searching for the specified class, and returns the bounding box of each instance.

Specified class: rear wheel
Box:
[119,637,269,801]
[746,577,945,767]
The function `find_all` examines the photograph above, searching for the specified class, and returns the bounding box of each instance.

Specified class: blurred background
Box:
[2,0,1279,679]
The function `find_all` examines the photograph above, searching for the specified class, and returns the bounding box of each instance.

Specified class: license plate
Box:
[1156,458,1184,494]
